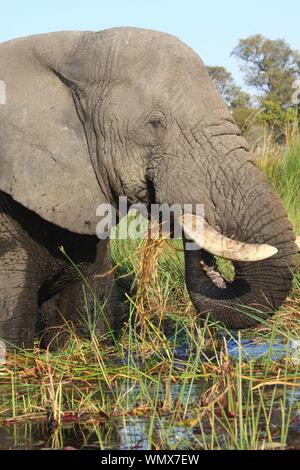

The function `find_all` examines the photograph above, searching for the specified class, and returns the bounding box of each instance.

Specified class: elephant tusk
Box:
[296,236,300,251]
[178,214,278,262]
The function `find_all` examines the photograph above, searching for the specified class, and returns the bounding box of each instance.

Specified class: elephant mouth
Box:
[198,249,228,290]
[193,247,252,301]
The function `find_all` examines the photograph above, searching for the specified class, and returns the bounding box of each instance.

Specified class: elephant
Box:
[0,27,299,348]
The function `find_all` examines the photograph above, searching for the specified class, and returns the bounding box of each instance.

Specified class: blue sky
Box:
[1,0,299,88]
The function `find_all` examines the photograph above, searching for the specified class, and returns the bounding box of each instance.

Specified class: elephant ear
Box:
[0,32,106,235]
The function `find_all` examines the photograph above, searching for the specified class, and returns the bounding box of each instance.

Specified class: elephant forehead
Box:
[108,81,167,112]
[106,76,227,129]
[97,28,206,81]
[119,46,203,84]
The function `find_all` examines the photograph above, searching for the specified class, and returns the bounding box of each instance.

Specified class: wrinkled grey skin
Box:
[0,28,297,347]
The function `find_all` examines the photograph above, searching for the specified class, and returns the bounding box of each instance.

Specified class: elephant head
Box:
[0,27,298,329]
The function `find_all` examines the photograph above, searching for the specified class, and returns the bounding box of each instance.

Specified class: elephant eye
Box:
[150,118,165,129]
[149,112,167,130]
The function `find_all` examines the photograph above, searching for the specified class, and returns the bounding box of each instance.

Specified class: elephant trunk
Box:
[181,149,298,330]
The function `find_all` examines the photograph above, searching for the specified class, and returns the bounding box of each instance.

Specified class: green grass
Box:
[258,138,300,234]
[0,139,299,450]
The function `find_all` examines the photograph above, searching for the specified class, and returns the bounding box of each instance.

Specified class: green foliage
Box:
[259,100,299,142]
[231,34,300,109]
[258,138,300,234]
[206,66,252,110]
[207,66,236,105]
[208,34,300,143]
[228,34,300,143]
[207,65,253,131]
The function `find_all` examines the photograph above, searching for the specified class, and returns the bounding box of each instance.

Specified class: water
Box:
[228,338,289,360]
[0,383,202,450]
[0,418,198,450]
[1,338,300,450]
[227,337,300,364]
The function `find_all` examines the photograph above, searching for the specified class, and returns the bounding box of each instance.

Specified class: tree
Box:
[231,35,300,141]
[207,66,236,106]
[231,34,300,108]
[207,66,253,131]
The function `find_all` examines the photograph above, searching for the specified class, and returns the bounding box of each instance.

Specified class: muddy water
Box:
[1,339,300,450]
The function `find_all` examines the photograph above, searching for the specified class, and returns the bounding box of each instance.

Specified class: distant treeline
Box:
[207,34,300,145]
